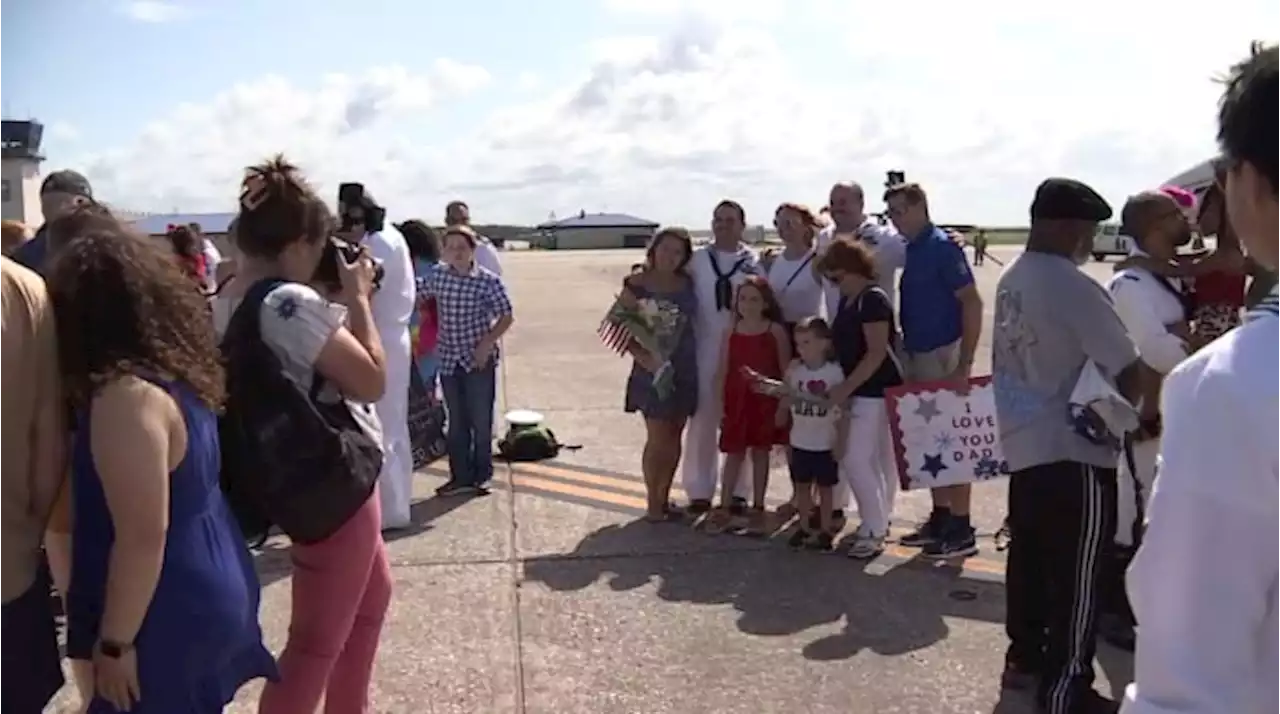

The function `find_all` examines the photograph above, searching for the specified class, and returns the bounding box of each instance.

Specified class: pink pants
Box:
[259,490,393,714]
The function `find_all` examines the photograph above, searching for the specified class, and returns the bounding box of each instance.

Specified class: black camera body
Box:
[885,170,906,188]
[338,182,386,234]
[313,237,385,295]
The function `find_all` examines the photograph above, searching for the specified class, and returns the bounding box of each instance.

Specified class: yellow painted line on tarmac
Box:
[512,461,650,497]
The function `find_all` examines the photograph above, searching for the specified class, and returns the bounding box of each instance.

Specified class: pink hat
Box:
[1160,185,1197,209]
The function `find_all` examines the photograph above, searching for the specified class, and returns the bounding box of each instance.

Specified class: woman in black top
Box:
[816,237,904,560]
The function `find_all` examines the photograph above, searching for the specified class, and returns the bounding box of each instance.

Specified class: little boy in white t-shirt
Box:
[776,317,848,551]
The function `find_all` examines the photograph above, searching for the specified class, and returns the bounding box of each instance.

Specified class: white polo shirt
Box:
[1106,247,1190,376]
[816,219,906,318]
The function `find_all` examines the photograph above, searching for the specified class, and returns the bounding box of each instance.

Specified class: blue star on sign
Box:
[973,456,1000,479]
[921,453,948,480]
[914,397,942,424]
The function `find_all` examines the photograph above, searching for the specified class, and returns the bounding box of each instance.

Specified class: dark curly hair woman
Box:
[46,220,277,714]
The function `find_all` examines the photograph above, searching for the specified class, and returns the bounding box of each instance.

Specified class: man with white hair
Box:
[815,181,906,533]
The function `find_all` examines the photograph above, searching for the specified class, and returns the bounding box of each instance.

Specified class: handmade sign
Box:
[885,376,1010,490]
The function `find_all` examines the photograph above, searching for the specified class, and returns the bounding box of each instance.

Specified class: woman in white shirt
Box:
[766,203,828,524]
[766,203,826,330]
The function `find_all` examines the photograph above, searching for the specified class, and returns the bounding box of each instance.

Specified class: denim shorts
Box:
[789,448,839,487]
[2,561,64,713]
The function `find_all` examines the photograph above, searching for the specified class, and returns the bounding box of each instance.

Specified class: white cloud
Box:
[62,7,1278,226]
[119,0,186,23]
[48,121,80,142]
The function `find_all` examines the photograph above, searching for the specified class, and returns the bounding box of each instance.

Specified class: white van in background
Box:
[1091,224,1131,261]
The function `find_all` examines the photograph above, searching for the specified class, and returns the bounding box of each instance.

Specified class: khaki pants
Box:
[904,340,961,382]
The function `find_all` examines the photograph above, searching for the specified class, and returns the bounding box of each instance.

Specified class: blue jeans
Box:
[440,363,497,486]
[415,354,439,395]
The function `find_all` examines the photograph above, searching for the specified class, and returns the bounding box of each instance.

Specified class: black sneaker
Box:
[804,532,835,552]
[464,484,493,497]
[436,480,472,497]
[686,499,712,516]
[729,496,748,516]
[899,511,945,547]
[808,509,846,533]
[923,525,978,559]
[787,529,810,549]
[1000,662,1039,691]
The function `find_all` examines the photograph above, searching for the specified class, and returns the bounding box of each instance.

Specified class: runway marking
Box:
[420,459,1007,578]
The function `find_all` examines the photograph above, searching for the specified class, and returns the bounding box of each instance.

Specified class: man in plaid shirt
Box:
[418,225,514,496]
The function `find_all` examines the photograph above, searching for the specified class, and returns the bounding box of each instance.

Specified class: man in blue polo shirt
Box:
[885,182,985,558]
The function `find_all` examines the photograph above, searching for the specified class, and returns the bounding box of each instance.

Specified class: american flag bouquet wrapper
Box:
[741,366,832,410]
[598,294,686,400]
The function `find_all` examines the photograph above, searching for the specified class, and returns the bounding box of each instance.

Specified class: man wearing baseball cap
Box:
[993,178,1142,714]
[10,169,95,274]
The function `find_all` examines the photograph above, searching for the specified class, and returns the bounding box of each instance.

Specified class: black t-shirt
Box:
[831,287,905,398]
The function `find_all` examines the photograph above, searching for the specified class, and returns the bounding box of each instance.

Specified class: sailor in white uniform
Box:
[1102,190,1196,646]
[344,198,417,531]
[682,200,759,513]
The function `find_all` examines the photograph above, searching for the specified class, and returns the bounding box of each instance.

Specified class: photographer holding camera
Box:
[337,183,418,532]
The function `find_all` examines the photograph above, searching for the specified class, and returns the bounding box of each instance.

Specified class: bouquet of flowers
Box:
[741,366,833,410]
[598,294,686,399]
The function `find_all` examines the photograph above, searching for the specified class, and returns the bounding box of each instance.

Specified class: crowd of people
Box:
[0,42,1274,714]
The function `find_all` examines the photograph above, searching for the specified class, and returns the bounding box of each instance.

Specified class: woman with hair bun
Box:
[216,154,392,714]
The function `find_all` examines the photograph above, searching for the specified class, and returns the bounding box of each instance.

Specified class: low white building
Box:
[534,212,659,250]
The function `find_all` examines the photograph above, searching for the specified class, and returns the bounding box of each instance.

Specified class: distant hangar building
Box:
[534,211,659,250]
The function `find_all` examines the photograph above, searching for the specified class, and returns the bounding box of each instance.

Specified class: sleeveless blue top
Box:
[66,375,278,712]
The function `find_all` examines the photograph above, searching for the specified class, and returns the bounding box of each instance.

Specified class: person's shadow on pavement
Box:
[523,518,1005,662]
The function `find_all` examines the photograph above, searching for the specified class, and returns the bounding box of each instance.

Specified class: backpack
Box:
[495,423,574,462]
[219,279,383,546]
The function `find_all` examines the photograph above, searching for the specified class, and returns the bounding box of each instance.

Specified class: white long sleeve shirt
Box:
[1121,291,1279,714]
[817,219,906,318]
[1106,251,1189,375]
[475,235,503,277]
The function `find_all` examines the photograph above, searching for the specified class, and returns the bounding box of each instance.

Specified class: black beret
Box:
[1030,178,1112,222]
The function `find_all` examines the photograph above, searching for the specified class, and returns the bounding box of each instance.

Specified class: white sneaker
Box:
[847,531,886,560]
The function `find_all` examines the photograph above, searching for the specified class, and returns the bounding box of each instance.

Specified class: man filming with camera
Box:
[338,184,418,532]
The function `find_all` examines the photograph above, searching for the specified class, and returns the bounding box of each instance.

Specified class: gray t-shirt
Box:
[992,252,1138,471]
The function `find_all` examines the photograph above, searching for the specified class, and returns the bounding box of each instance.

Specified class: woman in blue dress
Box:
[621,227,699,521]
[45,210,277,713]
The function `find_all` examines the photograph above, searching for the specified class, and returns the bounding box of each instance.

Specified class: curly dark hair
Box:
[46,217,225,412]
[234,154,335,259]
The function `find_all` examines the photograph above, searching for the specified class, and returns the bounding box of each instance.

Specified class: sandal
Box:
[732,506,769,537]
[642,503,684,523]
[775,502,799,522]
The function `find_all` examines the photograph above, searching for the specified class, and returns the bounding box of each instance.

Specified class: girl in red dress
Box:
[709,275,791,534]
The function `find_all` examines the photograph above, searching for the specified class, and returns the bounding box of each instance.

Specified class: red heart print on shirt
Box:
[805,380,828,395]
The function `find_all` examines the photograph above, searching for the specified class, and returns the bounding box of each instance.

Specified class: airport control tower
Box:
[2,119,46,225]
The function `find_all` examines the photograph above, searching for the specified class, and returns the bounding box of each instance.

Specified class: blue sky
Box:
[2,0,1276,225]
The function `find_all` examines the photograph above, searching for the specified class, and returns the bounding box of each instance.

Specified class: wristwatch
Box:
[98,639,133,658]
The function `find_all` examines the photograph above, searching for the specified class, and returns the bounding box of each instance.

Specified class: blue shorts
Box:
[789,448,838,487]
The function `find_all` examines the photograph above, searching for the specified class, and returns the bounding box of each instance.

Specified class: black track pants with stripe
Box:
[1004,461,1117,713]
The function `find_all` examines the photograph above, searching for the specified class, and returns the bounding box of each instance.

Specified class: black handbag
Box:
[408,366,447,469]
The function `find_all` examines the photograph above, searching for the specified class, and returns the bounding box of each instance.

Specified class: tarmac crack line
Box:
[501,462,529,714]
